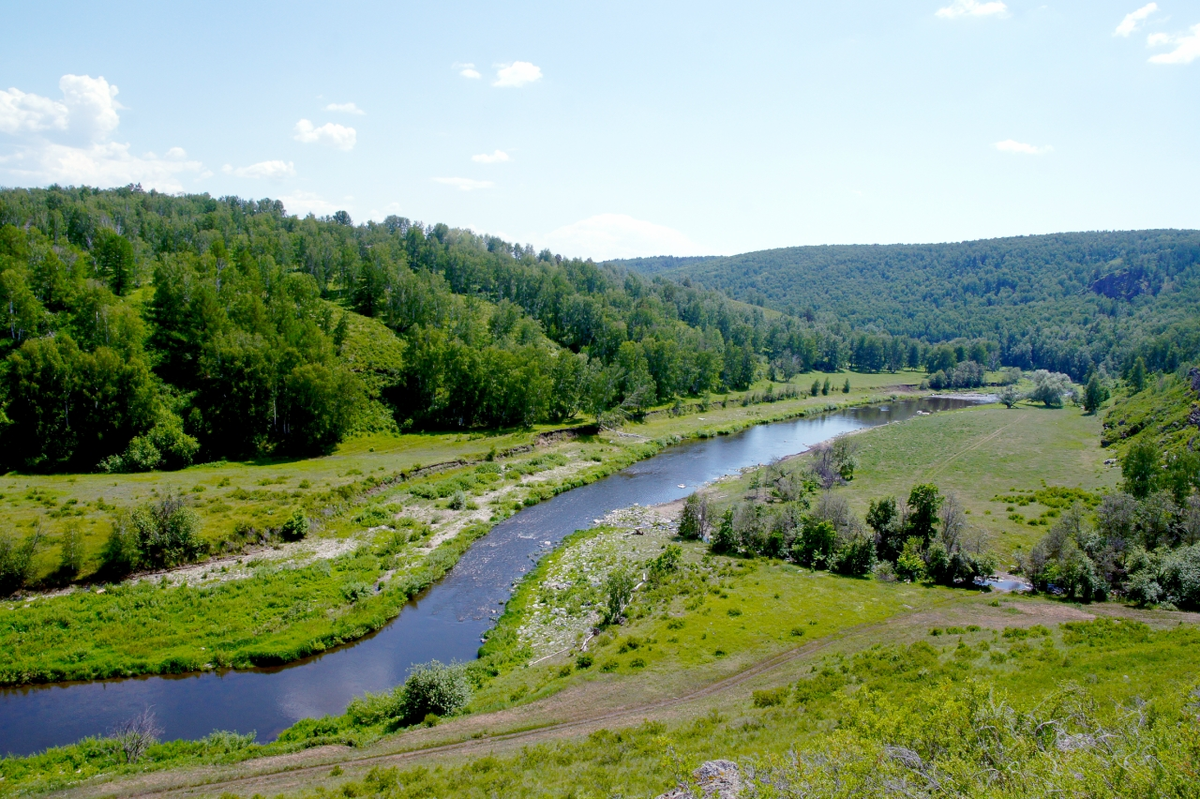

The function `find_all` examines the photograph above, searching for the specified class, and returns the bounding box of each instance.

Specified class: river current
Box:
[0,397,981,756]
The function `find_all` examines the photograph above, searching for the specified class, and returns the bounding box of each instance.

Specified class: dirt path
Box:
[57,594,1194,799]
[58,599,959,799]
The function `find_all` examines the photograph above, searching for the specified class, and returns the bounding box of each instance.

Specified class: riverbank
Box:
[1,374,941,689]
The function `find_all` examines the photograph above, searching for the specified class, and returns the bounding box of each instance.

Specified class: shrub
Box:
[575,653,593,670]
[448,490,467,510]
[99,512,141,577]
[131,495,204,568]
[602,568,635,625]
[0,528,43,595]
[397,661,472,724]
[678,494,709,541]
[58,524,85,577]
[895,537,927,582]
[279,509,309,541]
[753,686,790,707]
[354,505,392,527]
[832,532,876,576]
[792,518,838,568]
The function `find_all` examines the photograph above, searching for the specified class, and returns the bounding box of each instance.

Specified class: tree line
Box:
[0,185,890,472]
[618,230,1200,381]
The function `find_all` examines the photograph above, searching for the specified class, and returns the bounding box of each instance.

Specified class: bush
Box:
[58,525,85,577]
[0,529,43,595]
[792,518,838,568]
[895,537,927,582]
[832,533,876,576]
[753,686,790,707]
[354,505,392,527]
[279,509,309,541]
[678,493,708,541]
[397,661,472,724]
[602,568,635,625]
[99,513,141,577]
[100,496,203,575]
[131,495,204,568]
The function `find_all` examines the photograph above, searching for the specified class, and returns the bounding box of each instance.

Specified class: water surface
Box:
[0,397,980,755]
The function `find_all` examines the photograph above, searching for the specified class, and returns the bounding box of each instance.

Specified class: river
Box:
[0,396,981,756]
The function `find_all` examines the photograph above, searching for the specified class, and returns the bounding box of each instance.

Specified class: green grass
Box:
[0,521,492,684]
[833,404,1117,556]
[325,618,1200,799]
[1102,369,1199,457]
[2,375,931,686]
[470,531,947,714]
[701,403,1117,560]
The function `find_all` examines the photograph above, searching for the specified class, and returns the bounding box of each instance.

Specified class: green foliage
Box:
[677,493,708,541]
[602,568,635,625]
[792,518,838,568]
[279,509,309,542]
[394,660,473,724]
[1028,370,1074,408]
[620,230,1200,380]
[2,187,855,473]
[1129,355,1147,392]
[895,536,927,582]
[1123,439,1161,499]
[127,495,205,570]
[1082,374,1109,414]
[905,483,942,544]
[0,528,43,595]
[647,544,682,584]
[998,383,1024,408]
[57,525,84,578]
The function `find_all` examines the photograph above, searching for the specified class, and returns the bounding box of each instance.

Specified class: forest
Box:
[615,230,1200,380]
[9,187,1196,475]
[0,185,853,473]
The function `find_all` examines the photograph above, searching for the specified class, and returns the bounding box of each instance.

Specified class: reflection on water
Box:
[0,397,980,755]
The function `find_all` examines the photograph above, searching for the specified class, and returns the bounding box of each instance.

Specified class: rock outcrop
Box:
[655,760,741,799]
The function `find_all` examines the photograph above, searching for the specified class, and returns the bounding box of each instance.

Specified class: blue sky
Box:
[2,1,1198,259]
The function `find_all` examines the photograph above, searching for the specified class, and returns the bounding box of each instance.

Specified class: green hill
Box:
[613,230,1200,378]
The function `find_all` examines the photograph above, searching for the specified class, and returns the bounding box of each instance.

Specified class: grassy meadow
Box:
[11,505,1199,798]
[704,400,1119,565]
[2,371,936,685]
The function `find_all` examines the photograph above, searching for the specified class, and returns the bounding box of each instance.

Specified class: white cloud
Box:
[542,214,707,261]
[454,62,481,79]
[935,0,1008,19]
[1148,24,1200,64]
[0,74,121,144]
[472,149,511,164]
[324,102,364,115]
[278,190,341,217]
[0,74,202,191]
[0,87,68,135]
[1115,3,1157,37]
[0,140,203,192]
[293,119,357,150]
[433,177,494,191]
[994,139,1052,155]
[494,61,542,88]
[222,159,296,179]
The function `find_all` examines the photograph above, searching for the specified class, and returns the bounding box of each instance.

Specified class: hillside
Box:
[614,230,1200,379]
[0,186,820,474]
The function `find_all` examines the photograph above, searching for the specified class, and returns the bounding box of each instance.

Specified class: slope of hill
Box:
[617,230,1200,378]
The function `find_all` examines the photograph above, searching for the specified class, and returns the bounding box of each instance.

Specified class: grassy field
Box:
[4,369,924,585]
[2,371,942,685]
[11,508,1199,798]
[704,401,1119,564]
